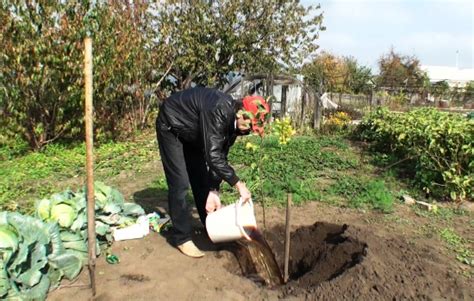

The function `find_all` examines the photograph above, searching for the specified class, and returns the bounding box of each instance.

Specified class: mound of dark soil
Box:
[283,222,367,296]
[229,222,473,300]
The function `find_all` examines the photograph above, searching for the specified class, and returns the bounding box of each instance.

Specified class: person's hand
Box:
[235,181,251,203]
[205,190,222,213]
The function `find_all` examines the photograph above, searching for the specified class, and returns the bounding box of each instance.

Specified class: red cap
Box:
[242,95,270,136]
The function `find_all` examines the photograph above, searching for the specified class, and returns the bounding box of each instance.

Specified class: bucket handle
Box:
[235,197,254,241]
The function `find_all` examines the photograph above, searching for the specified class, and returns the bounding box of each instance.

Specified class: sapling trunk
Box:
[284,193,292,283]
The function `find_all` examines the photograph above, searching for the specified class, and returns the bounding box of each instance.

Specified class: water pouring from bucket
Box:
[206,198,257,243]
[206,198,284,286]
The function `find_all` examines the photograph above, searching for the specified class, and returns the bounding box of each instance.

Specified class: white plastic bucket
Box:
[206,198,257,243]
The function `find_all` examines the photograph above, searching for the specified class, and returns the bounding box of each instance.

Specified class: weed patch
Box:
[327,175,394,213]
[221,135,358,206]
[439,228,474,266]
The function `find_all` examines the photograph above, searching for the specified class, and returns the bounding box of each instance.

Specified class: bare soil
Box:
[48,167,473,301]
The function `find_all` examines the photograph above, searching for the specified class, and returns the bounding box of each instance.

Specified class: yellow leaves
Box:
[398,133,406,141]
[334,111,350,121]
[273,117,296,146]
[245,142,259,152]
[324,111,351,131]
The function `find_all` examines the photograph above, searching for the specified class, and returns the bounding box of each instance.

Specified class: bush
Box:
[0,2,160,149]
[322,111,352,134]
[355,107,474,201]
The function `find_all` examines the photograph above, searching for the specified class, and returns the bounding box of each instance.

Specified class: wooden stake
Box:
[313,92,322,130]
[284,193,292,283]
[84,36,96,296]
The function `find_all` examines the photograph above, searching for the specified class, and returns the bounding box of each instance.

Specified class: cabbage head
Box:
[36,199,51,221]
[50,204,77,228]
[0,226,18,253]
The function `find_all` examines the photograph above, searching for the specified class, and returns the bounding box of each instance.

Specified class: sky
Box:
[302,0,474,72]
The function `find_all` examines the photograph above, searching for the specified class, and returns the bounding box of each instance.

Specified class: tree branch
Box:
[381,155,415,171]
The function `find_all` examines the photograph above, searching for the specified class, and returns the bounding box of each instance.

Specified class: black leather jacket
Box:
[158,87,239,189]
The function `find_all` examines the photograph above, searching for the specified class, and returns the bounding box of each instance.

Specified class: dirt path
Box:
[48,196,473,300]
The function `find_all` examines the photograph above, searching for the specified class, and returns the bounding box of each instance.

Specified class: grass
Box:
[414,209,473,273]
[0,131,157,213]
[2,132,402,214]
[439,228,474,266]
[219,135,355,205]
[216,134,397,212]
[323,175,394,212]
[413,205,469,221]
[1,131,465,220]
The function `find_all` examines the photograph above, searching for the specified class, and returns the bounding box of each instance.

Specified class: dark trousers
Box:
[156,115,210,246]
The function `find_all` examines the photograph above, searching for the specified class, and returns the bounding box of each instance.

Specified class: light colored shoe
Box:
[177,241,205,258]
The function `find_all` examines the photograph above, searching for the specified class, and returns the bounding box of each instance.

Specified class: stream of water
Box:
[241,226,284,287]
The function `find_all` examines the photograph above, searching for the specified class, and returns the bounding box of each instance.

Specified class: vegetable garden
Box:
[1,109,473,300]
[1,1,472,300]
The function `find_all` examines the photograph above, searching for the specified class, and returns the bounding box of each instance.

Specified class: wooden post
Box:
[268,73,274,116]
[281,85,288,118]
[313,92,322,130]
[299,89,306,128]
[84,36,96,296]
[284,193,292,283]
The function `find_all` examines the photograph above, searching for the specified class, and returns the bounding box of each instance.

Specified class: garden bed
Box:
[3,132,471,300]
[48,201,473,300]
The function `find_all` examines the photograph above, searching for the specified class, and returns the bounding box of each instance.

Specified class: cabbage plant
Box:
[0,182,147,300]
[0,212,82,300]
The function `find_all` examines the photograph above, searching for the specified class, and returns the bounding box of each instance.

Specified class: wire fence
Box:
[328,89,474,112]
[223,75,474,130]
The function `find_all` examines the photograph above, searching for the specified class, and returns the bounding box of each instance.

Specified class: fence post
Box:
[268,73,274,117]
[313,92,322,130]
[281,85,288,118]
[299,89,306,128]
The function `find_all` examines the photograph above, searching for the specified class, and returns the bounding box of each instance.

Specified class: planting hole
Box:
[226,222,367,293]
[285,222,367,288]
